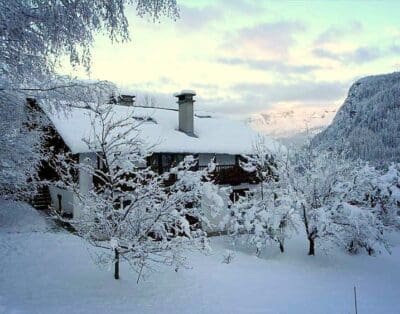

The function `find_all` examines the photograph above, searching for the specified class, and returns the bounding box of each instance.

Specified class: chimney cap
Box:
[173,89,196,97]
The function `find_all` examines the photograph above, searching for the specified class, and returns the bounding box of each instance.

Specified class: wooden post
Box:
[114,248,119,280]
[354,286,358,314]
[308,237,315,255]
[279,241,285,253]
[57,194,62,213]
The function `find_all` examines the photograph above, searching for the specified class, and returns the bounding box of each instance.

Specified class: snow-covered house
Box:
[34,91,278,231]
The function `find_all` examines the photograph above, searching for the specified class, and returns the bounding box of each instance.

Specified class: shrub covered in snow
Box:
[282,144,400,256]
[331,164,400,255]
[227,137,400,257]
[225,137,297,254]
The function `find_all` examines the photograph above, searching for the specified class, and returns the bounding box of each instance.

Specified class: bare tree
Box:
[55,102,222,280]
[0,0,179,197]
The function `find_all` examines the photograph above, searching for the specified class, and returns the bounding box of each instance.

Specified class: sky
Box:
[59,0,400,118]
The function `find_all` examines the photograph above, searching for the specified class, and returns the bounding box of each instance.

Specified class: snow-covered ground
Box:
[1,200,400,314]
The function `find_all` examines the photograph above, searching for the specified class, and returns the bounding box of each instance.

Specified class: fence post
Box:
[354,286,358,314]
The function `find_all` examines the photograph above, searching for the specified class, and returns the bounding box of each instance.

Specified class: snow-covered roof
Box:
[42,104,278,155]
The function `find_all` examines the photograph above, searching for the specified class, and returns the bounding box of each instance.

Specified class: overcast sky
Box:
[59,0,400,117]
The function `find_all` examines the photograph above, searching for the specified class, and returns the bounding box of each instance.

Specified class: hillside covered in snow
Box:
[2,200,400,313]
[313,72,400,164]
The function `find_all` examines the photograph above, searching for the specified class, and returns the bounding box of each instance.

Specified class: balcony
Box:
[200,164,258,186]
[147,153,259,187]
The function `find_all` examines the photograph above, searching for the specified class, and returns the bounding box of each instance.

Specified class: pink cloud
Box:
[223,21,305,58]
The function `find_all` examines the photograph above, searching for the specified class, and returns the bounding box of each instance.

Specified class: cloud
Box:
[177,5,221,31]
[223,21,306,56]
[216,57,322,74]
[312,22,393,65]
[312,48,342,62]
[219,0,263,14]
[230,80,347,108]
[313,46,383,64]
[390,45,400,54]
[314,22,363,45]
[192,82,219,92]
[348,47,382,63]
[118,80,349,118]
[196,80,348,117]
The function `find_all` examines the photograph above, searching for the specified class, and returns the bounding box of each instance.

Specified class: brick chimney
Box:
[174,90,196,136]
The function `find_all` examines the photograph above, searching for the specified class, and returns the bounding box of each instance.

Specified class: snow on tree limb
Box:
[0,0,179,197]
[53,102,223,280]
[226,136,297,254]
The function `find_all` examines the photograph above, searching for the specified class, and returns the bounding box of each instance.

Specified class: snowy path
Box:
[1,200,399,314]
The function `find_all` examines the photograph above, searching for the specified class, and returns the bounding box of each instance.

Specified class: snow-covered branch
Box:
[55,102,222,280]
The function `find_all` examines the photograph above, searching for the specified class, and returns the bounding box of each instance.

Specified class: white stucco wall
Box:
[49,186,74,215]
[49,153,97,218]
[78,153,96,194]
[74,153,96,218]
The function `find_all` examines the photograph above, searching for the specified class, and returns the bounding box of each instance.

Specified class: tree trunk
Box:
[114,248,120,280]
[302,205,315,256]
[279,241,284,253]
[308,237,315,256]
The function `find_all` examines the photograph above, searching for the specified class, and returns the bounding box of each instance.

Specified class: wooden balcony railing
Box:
[199,164,258,186]
[161,164,258,187]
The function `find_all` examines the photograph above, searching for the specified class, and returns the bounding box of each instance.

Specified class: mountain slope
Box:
[313,72,400,164]
[248,106,337,139]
